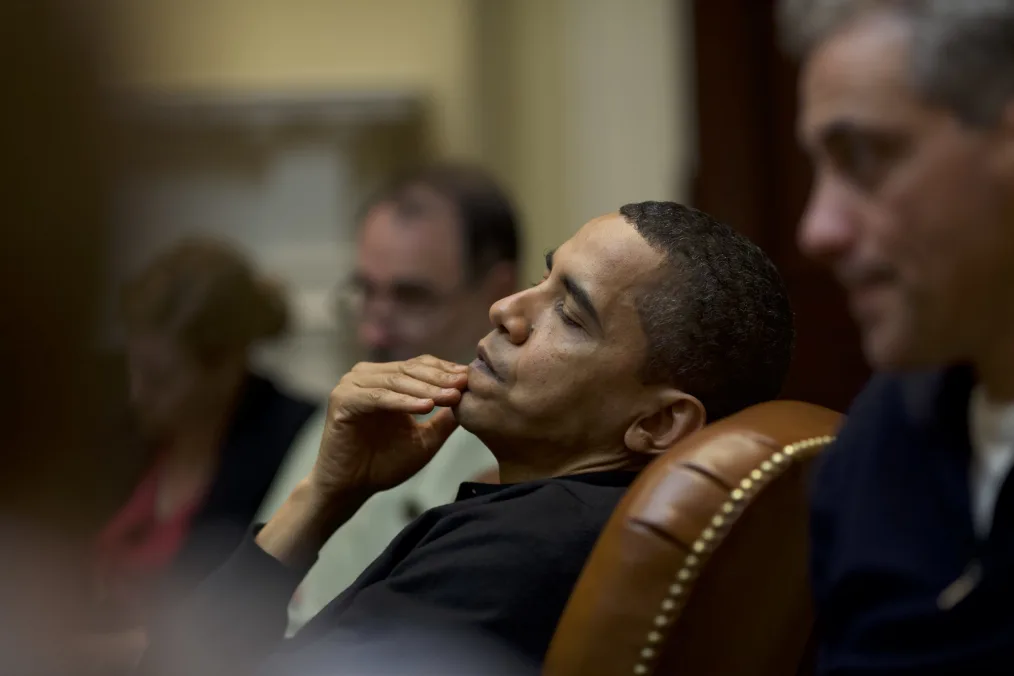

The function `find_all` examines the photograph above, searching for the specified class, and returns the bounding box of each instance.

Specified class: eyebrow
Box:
[817,120,861,150]
[545,248,603,331]
[804,117,902,151]
[800,117,856,153]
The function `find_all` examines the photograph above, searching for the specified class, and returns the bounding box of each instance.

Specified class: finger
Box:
[353,372,461,403]
[350,357,467,377]
[399,362,469,389]
[342,388,434,416]
[417,408,460,452]
[412,354,469,373]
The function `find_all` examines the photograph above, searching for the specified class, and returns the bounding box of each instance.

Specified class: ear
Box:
[478,261,518,303]
[623,390,706,459]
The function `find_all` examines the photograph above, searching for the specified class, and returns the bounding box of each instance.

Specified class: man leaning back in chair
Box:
[140,201,795,675]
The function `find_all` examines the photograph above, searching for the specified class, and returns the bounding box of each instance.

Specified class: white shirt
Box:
[968,385,1014,538]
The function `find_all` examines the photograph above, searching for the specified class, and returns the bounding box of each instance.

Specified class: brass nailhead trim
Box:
[632,434,835,675]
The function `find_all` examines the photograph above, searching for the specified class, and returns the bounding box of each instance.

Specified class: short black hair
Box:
[619,201,795,422]
[361,162,521,283]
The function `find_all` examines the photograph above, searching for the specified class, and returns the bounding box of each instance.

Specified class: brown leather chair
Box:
[544,400,842,676]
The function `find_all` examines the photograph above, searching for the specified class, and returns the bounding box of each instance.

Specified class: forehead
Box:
[799,13,925,145]
[356,193,464,284]
[556,213,663,318]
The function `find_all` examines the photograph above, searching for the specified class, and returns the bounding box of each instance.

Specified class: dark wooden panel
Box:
[690,0,869,413]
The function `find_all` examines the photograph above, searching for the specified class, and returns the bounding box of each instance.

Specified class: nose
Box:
[358,318,392,354]
[489,289,533,345]
[797,173,858,266]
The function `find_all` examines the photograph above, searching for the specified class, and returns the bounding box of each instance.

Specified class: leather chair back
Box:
[544,400,842,676]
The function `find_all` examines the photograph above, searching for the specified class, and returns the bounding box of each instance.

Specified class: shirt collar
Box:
[454,470,639,502]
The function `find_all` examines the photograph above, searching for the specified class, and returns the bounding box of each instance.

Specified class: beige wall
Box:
[108,0,481,155]
[476,0,569,284]
[478,0,694,283]
[108,0,694,285]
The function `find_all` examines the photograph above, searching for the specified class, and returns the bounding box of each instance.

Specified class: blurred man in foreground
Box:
[259,164,518,629]
[142,202,795,675]
[781,1,1014,673]
[0,1,122,673]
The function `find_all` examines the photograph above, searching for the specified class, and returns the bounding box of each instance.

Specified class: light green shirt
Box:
[255,406,497,633]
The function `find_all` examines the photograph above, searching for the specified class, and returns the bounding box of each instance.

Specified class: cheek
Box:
[509,331,586,406]
[882,155,986,279]
[882,152,1014,348]
[507,331,635,424]
[908,174,998,268]
[404,314,451,345]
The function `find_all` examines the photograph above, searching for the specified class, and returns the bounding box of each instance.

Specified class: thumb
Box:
[417,408,460,452]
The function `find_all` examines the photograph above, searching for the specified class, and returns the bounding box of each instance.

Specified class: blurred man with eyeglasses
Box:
[258,163,520,631]
[340,167,519,363]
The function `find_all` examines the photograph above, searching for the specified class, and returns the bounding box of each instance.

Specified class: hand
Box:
[308,355,468,498]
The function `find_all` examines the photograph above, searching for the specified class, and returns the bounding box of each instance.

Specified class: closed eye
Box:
[554,300,582,329]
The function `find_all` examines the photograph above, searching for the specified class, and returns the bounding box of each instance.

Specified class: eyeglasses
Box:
[334,277,464,323]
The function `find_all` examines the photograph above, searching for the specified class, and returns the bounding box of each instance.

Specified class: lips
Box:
[475,344,504,382]
[835,261,896,290]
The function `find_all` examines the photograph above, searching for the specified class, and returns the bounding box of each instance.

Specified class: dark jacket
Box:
[140,471,636,676]
[812,366,1014,675]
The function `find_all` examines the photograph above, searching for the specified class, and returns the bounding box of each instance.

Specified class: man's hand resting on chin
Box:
[256,355,468,567]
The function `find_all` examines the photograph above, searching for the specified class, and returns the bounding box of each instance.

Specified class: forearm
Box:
[255,477,371,571]
[140,481,370,676]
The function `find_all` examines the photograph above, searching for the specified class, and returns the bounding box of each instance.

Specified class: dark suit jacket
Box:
[811,366,1014,675]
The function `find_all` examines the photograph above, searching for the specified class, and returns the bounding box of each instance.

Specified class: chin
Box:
[453,391,515,445]
[861,319,944,372]
[451,391,484,432]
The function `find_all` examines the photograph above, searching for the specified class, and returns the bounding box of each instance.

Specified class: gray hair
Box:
[778,0,1014,125]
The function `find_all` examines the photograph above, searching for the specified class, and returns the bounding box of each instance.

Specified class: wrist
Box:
[255,478,371,570]
[303,469,373,510]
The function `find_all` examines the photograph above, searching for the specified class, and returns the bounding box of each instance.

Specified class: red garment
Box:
[93,460,204,625]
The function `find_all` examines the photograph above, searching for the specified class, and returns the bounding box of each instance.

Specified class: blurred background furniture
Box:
[544,400,842,676]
